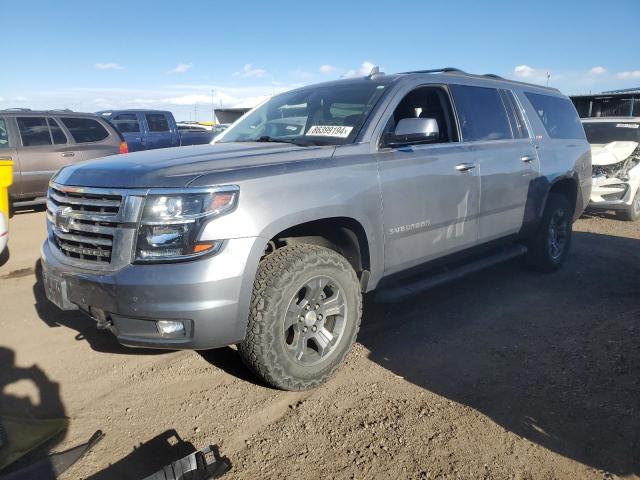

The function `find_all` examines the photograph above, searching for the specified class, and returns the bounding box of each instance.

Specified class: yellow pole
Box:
[0,160,13,221]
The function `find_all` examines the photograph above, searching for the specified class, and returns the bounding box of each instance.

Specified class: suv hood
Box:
[54,143,335,189]
[590,141,639,166]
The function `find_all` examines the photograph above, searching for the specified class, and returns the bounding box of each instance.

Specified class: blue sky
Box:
[2,0,638,121]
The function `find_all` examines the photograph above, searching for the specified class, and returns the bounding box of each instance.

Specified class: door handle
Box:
[455,163,476,172]
[521,155,535,163]
[61,152,75,158]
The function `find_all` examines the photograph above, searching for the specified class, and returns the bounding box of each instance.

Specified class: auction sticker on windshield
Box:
[307,125,353,138]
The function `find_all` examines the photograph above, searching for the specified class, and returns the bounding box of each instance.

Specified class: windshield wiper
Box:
[257,136,316,147]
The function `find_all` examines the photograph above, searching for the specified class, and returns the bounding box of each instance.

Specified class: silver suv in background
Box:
[0,109,126,206]
[41,68,591,390]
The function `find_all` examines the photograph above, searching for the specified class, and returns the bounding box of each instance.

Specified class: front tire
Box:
[616,187,640,222]
[525,193,573,272]
[239,244,362,391]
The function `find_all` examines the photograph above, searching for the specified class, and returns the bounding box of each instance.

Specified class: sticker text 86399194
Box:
[306,125,354,138]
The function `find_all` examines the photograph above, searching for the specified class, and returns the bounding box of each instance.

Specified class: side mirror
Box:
[382,118,440,148]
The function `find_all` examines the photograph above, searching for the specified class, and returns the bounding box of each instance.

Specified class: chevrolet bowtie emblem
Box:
[54,206,73,233]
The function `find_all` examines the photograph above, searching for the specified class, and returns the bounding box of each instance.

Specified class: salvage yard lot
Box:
[0,209,638,479]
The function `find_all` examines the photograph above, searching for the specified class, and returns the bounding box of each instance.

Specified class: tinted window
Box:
[48,118,68,144]
[17,117,52,146]
[60,117,110,143]
[112,113,140,133]
[524,92,585,139]
[145,113,170,132]
[450,85,512,141]
[0,119,10,148]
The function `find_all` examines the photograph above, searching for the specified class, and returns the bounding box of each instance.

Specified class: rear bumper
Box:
[40,236,264,350]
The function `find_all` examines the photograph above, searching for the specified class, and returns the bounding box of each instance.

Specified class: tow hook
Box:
[89,307,111,330]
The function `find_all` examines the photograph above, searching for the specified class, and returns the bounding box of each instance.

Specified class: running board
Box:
[376,244,527,303]
[12,197,47,208]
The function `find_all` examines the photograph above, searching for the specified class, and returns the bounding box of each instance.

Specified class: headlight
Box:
[135,186,238,262]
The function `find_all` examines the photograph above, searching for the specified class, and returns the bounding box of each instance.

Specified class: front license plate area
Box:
[43,271,73,310]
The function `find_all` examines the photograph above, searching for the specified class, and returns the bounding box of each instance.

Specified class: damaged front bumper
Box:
[589,158,640,210]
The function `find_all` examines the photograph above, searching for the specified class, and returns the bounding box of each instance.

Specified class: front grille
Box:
[47,185,124,264]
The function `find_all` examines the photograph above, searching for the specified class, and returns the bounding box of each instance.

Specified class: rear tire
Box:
[525,193,573,272]
[616,188,640,222]
[239,244,362,391]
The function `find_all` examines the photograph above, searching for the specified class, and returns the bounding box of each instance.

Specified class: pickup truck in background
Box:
[97,110,219,151]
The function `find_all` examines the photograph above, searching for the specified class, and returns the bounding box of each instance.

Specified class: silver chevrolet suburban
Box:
[41,68,591,390]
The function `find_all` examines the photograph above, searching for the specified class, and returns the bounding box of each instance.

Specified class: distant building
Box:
[571,88,640,118]
[214,108,251,124]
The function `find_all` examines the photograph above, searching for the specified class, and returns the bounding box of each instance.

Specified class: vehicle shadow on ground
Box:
[32,260,168,356]
[359,230,640,475]
[0,346,67,477]
[86,429,229,479]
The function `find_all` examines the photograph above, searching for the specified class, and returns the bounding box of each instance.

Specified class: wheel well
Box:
[266,217,370,275]
[549,178,578,215]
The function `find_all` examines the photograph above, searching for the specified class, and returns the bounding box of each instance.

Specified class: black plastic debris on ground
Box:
[143,445,230,480]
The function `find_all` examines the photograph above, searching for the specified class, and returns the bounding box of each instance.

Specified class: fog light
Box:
[157,320,185,336]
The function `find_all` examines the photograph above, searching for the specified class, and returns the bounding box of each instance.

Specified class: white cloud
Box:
[233,64,267,78]
[344,61,376,78]
[94,63,124,70]
[14,96,29,102]
[589,66,607,75]
[513,64,548,79]
[168,63,193,74]
[616,70,640,79]
[319,64,336,74]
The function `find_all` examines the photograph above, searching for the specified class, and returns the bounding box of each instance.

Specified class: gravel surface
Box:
[0,209,638,479]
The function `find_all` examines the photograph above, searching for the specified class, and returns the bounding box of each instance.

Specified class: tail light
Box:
[119,141,129,154]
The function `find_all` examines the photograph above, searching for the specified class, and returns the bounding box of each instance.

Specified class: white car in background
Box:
[583,117,640,221]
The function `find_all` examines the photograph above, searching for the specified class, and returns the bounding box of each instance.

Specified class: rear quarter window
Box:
[524,92,585,139]
[60,117,110,143]
[450,85,513,141]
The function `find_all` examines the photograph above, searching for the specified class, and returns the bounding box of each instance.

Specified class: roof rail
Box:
[482,73,504,79]
[46,109,74,113]
[400,67,467,75]
[1,108,32,112]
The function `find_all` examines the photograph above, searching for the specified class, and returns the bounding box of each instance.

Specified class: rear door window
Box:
[0,118,10,148]
[47,118,68,144]
[524,92,585,139]
[17,117,52,146]
[60,117,110,143]
[112,113,140,133]
[450,85,513,141]
[145,113,170,132]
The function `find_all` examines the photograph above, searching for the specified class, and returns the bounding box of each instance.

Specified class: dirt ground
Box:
[0,207,638,479]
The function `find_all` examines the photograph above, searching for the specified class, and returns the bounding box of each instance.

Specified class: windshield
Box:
[217,81,388,146]
[583,122,640,144]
